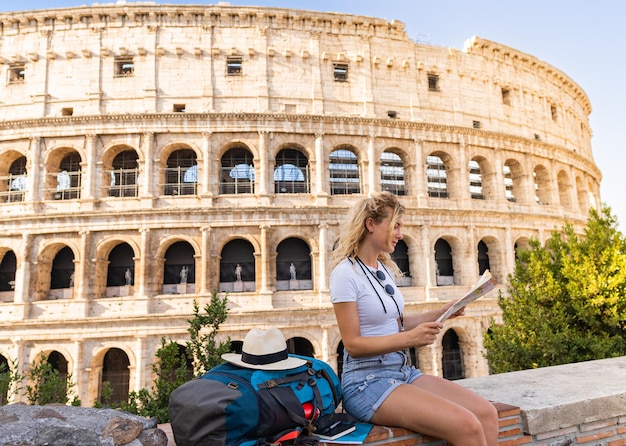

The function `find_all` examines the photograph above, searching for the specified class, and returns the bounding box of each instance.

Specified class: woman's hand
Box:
[440,300,465,320]
[407,321,442,347]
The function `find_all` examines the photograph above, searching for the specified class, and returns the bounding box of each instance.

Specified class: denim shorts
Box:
[341,351,423,422]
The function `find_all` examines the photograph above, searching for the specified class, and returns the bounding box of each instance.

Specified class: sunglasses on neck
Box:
[374,270,395,296]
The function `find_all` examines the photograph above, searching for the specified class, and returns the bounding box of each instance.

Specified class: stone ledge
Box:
[458,356,626,435]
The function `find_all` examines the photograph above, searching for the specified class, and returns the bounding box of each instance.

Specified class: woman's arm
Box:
[333,301,443,358]
[403,301,465,331]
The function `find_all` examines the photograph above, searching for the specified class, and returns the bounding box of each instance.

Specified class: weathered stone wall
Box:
[0,405,168,446]
[0,3,600,405]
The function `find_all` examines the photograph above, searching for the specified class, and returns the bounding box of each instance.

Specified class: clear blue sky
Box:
[7,1,625,228]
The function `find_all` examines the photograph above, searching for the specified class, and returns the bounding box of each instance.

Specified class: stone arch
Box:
[156,235,201,294]
[93,237,140,298]
[101,143,142,198]
[575,175,588,213]
[0,249,17,297]
[441,328,464,380]
[533,164,551,205]
[219,238,256,292]
[503,158,527,203]
[42,145,84,201]
[432,235,463,286]
[219,143,256,194]
[33,241,79,301]
[159,143,200,196]
[469,155,495,200]
[92,345,135,406]
[273,142,311,194]
[426,150,457,199]
[0,150,28,202]
[557,169,573,210]
[380,146,409,196]
[275,237,313,291]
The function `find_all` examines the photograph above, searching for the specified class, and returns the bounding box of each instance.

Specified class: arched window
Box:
[106,243,135,287]
[477,240,490,275]
[576,177,588,213]
[557,170,572,209]
[435,238,453,286]
[391,239,410,286]
[163,241,195,294]
[164,149,197,196]
[109,150,139,197]
[329,148,360,195]
[101,348,130,405]
[427,155,448,198]
[47,351,69,398]
[286,337,314,357]
[3,156,27,203]
[380,151,405,196]
[469,159,484,199]
[50,246,75,291]
[276,238,312,290]
[442,329,464,380]
[221,147,255,194]
[54,153,81,200]
[503,162,515,202]
[219,239,255,292]
[274,148,309,194]
[0,251,16,296]
[0,354,9,404]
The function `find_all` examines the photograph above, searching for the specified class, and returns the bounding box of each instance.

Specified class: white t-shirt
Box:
[329,257,404,337]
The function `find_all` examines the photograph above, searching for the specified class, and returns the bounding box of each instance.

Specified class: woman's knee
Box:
[476,398,499,425]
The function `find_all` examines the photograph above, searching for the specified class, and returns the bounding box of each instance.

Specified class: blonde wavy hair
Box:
[332,191,405,277]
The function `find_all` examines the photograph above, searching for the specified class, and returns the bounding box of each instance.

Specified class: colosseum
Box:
[0,2,600,406]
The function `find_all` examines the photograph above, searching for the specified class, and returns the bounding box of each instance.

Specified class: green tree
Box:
[186,293,231,376]
[122,292,231,422]
[485,206,626,373]
[0,359,22,405]
[121,338,193,423]
[24,353,75,405]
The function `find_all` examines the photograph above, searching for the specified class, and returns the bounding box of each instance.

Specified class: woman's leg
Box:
[370,376,499,446]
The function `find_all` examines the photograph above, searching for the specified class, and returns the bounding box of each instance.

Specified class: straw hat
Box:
[221,328,307,370]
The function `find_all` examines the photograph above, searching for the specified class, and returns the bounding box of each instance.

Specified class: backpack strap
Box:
[258,367,325,426]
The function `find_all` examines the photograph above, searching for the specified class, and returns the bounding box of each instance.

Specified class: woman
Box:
[330,191,498,446]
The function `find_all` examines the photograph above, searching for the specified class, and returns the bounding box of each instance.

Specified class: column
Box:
[456,141,469,200]
[367,136,376,195]
[12,337,25,403]
[200,226,211,294]
[74,230,91,317]
[260,225,270,293]
[258,225,273,310]
[27,137,42,203]
[72,338,87,405]
[141,132,155,199]
[134,336,147,391]
[201,132,212,197]
[491,146,506,204]
[83,134,97,201]
[317,223,328,293]
[138,228,150,299]
[13,234,32,319]
[258,131,269,196]
[413,139,427,206]
[421,226,434,301]
[314,133,327,197]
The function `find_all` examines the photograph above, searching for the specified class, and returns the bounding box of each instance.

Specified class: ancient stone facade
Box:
[0,3,600,405]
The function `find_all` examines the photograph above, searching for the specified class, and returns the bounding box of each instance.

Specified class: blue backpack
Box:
[168,355,342,446]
